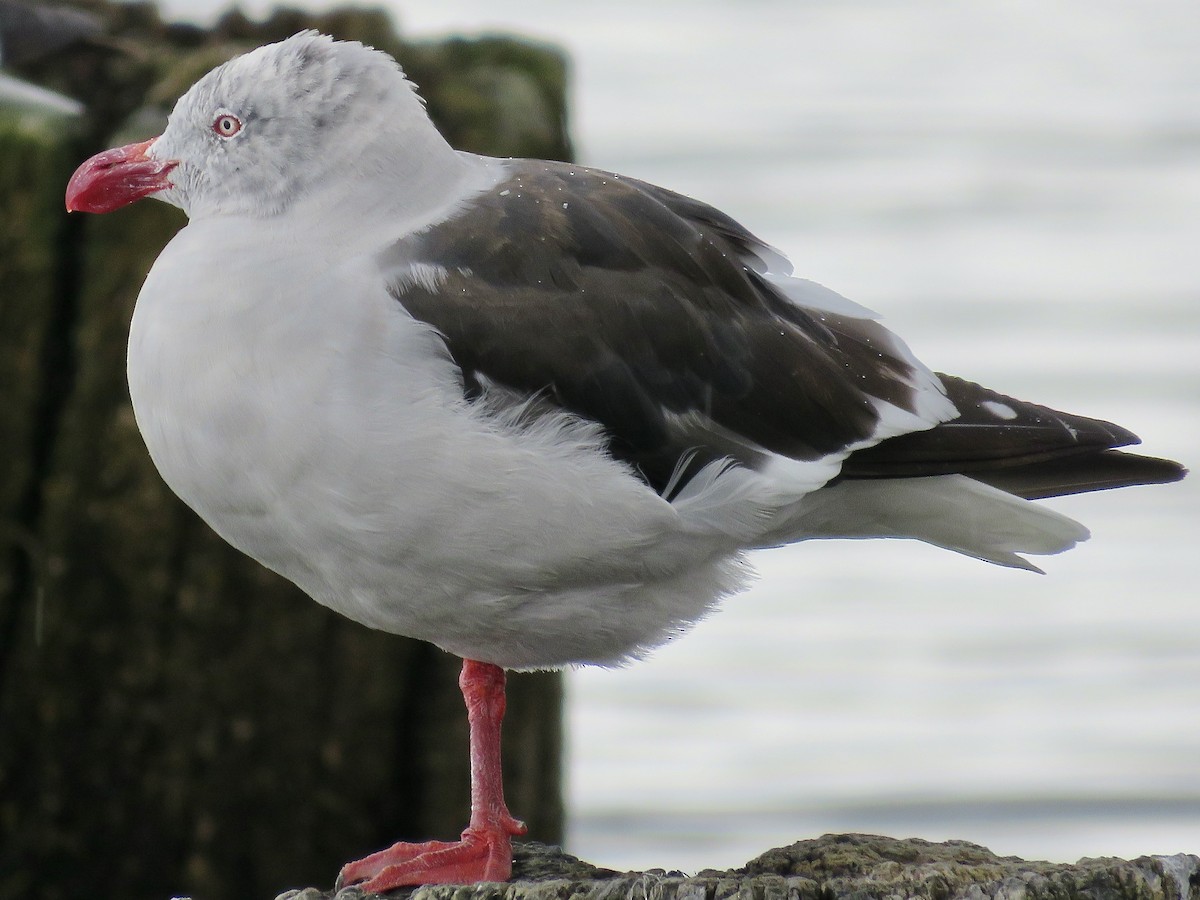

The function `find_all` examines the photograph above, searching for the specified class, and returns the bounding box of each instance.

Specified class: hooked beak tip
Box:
[65,137,176,214]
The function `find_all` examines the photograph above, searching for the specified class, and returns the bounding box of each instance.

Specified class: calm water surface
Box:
[162,0,1200,871]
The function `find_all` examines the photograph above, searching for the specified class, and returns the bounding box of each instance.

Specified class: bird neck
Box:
[297,132,495,251]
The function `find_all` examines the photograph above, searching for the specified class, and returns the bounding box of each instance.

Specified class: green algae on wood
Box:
[0,5,568,900]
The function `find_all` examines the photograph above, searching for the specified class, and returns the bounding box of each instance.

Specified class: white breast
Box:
[126,218,750,669]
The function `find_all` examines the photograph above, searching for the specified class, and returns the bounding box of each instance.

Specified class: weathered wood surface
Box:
[272,835,1199,900]
[0,5,570,900]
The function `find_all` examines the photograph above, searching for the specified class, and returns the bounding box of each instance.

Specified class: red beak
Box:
[65,138,177,214]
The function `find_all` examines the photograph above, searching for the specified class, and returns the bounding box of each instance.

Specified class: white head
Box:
[67,32,455,219]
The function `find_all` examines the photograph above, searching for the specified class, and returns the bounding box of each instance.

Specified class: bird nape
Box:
[65,31,1185,893]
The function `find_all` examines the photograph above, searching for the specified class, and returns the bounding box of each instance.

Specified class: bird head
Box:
[66,31,436,219]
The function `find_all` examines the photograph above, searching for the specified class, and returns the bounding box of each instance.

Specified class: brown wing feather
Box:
[382,160,1185,499]
[385,160,932,491]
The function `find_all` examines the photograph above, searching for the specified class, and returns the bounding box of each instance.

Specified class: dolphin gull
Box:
[65,32,1185,892]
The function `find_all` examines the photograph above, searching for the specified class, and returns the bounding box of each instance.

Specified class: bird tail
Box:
[758,474,1091,572]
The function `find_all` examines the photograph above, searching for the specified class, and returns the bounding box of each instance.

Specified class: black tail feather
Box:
[968,449,1186,500]
[843,374,1187,498]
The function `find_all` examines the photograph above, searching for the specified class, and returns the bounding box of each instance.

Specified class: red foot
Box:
[339,819,526,892]
[341,660,524,892]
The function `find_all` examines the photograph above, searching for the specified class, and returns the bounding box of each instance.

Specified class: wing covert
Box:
[381,160,950,492]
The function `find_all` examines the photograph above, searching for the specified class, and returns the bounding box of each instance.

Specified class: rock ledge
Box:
[269,834,1200,900]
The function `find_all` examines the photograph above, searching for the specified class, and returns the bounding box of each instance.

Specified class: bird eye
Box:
[212,113,242,139]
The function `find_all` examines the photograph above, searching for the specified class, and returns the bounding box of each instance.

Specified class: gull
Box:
[65,32,1184,893]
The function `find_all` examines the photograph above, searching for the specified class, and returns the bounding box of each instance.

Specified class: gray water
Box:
[161,0,1200,872]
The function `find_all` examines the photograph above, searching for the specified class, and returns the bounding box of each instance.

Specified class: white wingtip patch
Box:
[982,399,1019,421]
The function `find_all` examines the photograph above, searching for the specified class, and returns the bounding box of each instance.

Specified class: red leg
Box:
[338,659,527,891]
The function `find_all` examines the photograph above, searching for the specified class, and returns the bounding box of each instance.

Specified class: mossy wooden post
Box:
[0,6,570,900]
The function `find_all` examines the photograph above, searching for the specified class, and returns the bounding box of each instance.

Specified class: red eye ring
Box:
[212,113,242,139]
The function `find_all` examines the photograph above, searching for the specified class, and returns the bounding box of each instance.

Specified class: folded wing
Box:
[381,158,1184,504]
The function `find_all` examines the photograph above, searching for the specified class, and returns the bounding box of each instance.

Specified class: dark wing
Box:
[382,159,1185,498]
[382,160,948,493]
[843,374,1186,498]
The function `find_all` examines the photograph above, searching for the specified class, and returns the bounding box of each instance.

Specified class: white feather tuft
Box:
[764,273,881,319]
